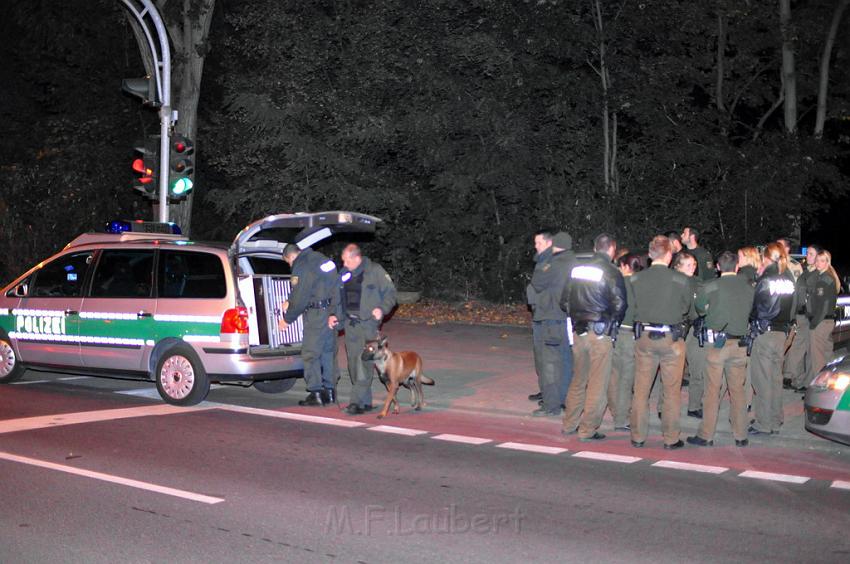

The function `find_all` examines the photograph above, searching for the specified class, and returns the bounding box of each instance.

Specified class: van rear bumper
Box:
[199,347,304,381]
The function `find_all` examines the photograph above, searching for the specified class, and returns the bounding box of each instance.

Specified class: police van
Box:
[0,212,380,406]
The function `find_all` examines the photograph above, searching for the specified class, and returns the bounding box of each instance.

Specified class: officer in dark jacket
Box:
[629,235,693,449]
[527,230,574,416]
[279,244,340,406]
[784,245,821,390]
[687,251,755,447]
[748,242,797,436]
[329,244,397,415]
[560,233,626,440]
[682,226,715,282]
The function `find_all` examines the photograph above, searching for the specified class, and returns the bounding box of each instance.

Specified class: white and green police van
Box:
[0,212,379,406]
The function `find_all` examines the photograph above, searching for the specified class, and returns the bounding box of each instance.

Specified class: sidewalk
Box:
[324,320,850,460]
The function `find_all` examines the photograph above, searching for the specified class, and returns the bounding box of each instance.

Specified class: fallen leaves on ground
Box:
[392,299,531,326]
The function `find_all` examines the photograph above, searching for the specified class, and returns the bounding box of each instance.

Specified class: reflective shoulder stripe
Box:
[320,260,336,273]
[341,272,352,283]
[571,265,604,282]
[768,279,795,296]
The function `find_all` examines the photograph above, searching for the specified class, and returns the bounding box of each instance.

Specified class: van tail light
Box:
[221,307,249,334]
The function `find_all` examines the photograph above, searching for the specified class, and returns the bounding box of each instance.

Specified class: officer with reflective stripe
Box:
[748,242,797,435]
[687,251,755,447]
[279,244,340,406]
[560,233,626,440]
[629,235,693,449]
[329,244,397,415]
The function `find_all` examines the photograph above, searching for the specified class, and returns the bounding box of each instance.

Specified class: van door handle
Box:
[137,311,153,319]
[64,309,79,316]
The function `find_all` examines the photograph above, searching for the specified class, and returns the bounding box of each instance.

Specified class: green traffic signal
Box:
[168,134,194,199]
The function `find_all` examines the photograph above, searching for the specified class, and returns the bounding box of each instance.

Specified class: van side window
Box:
[29,252,93,297]
[159,251,226,299]
[90,250,155,298]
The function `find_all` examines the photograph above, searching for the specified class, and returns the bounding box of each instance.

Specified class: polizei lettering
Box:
[15,315,66,335]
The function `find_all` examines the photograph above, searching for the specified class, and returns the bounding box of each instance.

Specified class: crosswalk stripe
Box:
[739,470,809,484]
[431,433,492,445]
[496,442,567,455]
[573,451,641,464]
[652,460,728,474]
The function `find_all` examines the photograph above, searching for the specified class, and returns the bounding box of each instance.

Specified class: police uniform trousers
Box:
[685,332,707,412]
[532,320,565,414]
[301,308,337,393]
[608,326,635,428]
[560,331,574,407]
[563,332,613,438]
[631,334,686,445]
[697,340,748,442]
[750,330,786,433]
[808,319,835,384]
[784,314,810,388]
[343,318,381,408]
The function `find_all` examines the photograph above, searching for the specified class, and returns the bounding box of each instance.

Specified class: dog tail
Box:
[420,373,435,386]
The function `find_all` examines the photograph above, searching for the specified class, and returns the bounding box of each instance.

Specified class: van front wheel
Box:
[155,345,210,406]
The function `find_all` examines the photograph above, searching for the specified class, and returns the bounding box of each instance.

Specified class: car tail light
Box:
[221,307,249,334]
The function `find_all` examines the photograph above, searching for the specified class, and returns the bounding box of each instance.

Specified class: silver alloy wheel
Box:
[0,340,16,378]
[159,354,195,400]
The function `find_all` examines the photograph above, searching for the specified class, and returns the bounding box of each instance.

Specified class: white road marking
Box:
[830,480,850,490]
[13,376,91,385]
[116,385,225,399]
[496,442,567,455]
[369,425,429,436]
[215,404,366,428]
[431,433,492,445]
[0,404,210,434]
[0,451,223,505]
[739,470,810,484]
[652,460,728,474]
[573,451,641,464]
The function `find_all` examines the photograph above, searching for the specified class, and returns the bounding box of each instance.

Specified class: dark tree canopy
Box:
[1,0,848,301]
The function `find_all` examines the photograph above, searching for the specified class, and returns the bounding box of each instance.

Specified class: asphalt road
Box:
[0,321,849,562]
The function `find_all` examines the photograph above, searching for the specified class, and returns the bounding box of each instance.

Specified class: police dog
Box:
[361,336,433,418]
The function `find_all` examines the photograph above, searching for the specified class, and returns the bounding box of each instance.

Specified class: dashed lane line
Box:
[369,425,429,436]
[573,451,641,464]
[0,451,224,505]
[432,433,492,445]
[214,404,366,428]
[652,460,728,474]
[496,442,568,455]
[738,470,810,484]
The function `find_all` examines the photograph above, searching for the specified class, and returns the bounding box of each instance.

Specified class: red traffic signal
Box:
[132,135,160,198]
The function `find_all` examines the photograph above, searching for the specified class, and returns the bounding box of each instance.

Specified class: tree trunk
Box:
[592,0,617,193]
[779,0,797,134]
[164,0,217,236]
[814,0,850,138]
[716,14,726,112]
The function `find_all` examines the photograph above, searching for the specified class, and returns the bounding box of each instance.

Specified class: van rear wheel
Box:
[0,337,24,384]
[254,378,297,394]
[155,345,210,406]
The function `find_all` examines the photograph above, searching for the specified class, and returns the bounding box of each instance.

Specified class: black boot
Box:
[321,388,336,404]
[299,391,324,406]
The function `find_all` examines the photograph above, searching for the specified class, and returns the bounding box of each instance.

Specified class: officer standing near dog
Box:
[687,251,755,447]
[629,235,694,449]
[329,243,397,415]
[748,242,797,436]
[560,233,626,440]
[527,230,574,416]
[279,244,339,406]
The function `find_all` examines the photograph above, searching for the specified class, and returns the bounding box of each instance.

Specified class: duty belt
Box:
[765,322,794,333]
[642,323,671,332]
[307,299,333,310]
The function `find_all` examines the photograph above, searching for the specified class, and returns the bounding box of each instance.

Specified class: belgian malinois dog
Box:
[361,335,434,419]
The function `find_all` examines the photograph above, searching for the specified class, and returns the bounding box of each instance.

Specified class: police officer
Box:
[748,242,797,436]
[784,244,821,390]
[329,244,397,415]
[560,233,626,440]
[279,244,339,406]
[687,251,755,447]
[681,226,715,282]
[527,230,574,416]
[629,235,693,449]
[608,253,645,430]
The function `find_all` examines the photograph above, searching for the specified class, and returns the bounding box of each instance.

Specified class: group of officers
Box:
[278,242,397,416]
[527,228,841,449]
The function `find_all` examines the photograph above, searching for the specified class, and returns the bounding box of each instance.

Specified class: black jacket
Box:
[560,252,626,324]
[750,263,797,330]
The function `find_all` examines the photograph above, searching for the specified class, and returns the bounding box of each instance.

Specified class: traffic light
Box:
[131,135,160,199]
[121,76,160,107]
[168,134,194,199]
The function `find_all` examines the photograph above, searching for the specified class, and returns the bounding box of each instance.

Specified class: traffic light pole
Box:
[120,0,174,223]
